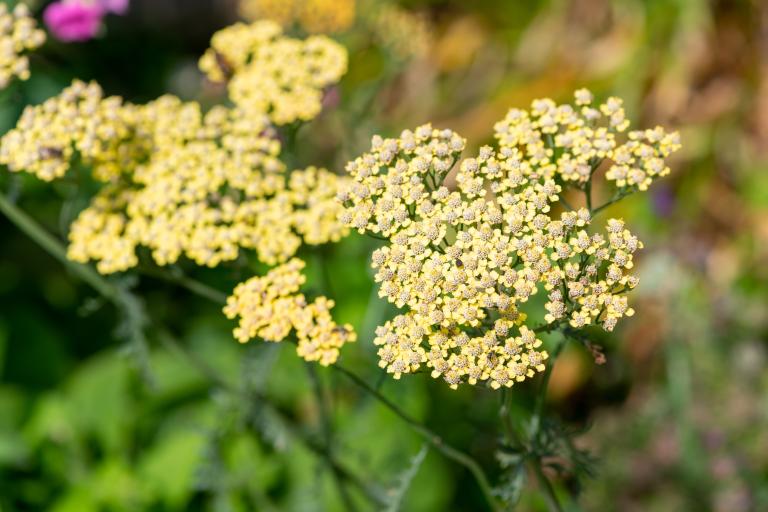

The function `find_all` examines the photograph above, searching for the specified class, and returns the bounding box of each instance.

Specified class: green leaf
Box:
[138,429,206,508]
[384,445,428,512]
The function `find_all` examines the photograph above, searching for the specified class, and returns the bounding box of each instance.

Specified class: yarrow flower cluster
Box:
[0,81,350,274]
[494,89,680,191]
[365,3,431,60]
[199,20,348,125]
[0,3,45,89]
[339,90,680,389]
[0,80,142,182]
[224,258,356,365]
[239,0,355,34]
[0,18,355,365]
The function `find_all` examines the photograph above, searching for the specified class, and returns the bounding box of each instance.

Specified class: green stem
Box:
[527,338,567,512]
[530,339,566,435]
[140,266,227,304]
[530,461,564,512]
[334,365,503,512]
[306,363,358,512]
[499,388,524,449]
[584,179,592,212]
[591,189,633,215]
[0,192,118,301]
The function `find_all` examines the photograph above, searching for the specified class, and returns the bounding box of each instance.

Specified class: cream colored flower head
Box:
[1,79,351,274]
[494,89,681,192]
[199,20,348,125]
[65,95,350,273]
[0,4,46,89]
[365,3,431,60]
[340,90,680,390]
[0,80,141,182]
[239,0,355,34]
[224,258,356,366]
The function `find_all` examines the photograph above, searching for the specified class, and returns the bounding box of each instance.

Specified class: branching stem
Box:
[334,365,503,512]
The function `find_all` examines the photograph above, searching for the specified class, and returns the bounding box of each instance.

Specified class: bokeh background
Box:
[1,0,767,510]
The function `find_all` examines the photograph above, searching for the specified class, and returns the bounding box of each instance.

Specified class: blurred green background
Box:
[1,0,767,510]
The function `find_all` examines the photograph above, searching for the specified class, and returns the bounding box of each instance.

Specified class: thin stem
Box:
[499,388,525,450]
[591,189,633,215]
[527,338,567,512]
[584,179,592,212]
[530,339,566,437]
[140,266,227,304]
[306,363,358,512]
[0,192,118,301]
[530,461,564,512]
[334,365,503,512]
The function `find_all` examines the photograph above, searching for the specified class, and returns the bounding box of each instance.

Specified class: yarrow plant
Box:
[339,90,680,389]
[0,5,683,511]
[0,18,354,365]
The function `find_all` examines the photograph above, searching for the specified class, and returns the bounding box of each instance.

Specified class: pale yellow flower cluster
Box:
[0,4,45,89]
[66,98,349,271]
[0,80,142,182]
[365,3,431,60]
[494,89,681,191]
[224,259,356,365]
[239,0,355,34]
[199,20,348,125]
[2,22,356,365]
[340,90,680,389]
[0,80,350,274]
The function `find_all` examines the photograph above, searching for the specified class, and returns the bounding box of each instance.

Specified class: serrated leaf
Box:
[384,445,428,512]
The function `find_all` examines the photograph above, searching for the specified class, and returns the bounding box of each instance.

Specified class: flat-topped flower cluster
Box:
[1,81,349,274]
[0,3,45,89]
[238,0,355,35]
[339,90,680,388]
[199,20,347,125]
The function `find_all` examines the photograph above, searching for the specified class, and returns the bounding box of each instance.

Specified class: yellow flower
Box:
[341,90,680,390]
[0,80,143,182]
[3,81,351,274]
[0,4,45,89]
[363,3,431,60]
[239,0,355,34]
[199,20,348,125]
[224,259,356,365]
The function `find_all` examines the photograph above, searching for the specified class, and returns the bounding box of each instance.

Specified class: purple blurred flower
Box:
[652,184,676,217]
[44,0,130,42]
[44,1,103,42]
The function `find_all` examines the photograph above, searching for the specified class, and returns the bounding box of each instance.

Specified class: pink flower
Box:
[98,0,130,15]
[44,1,104,42]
